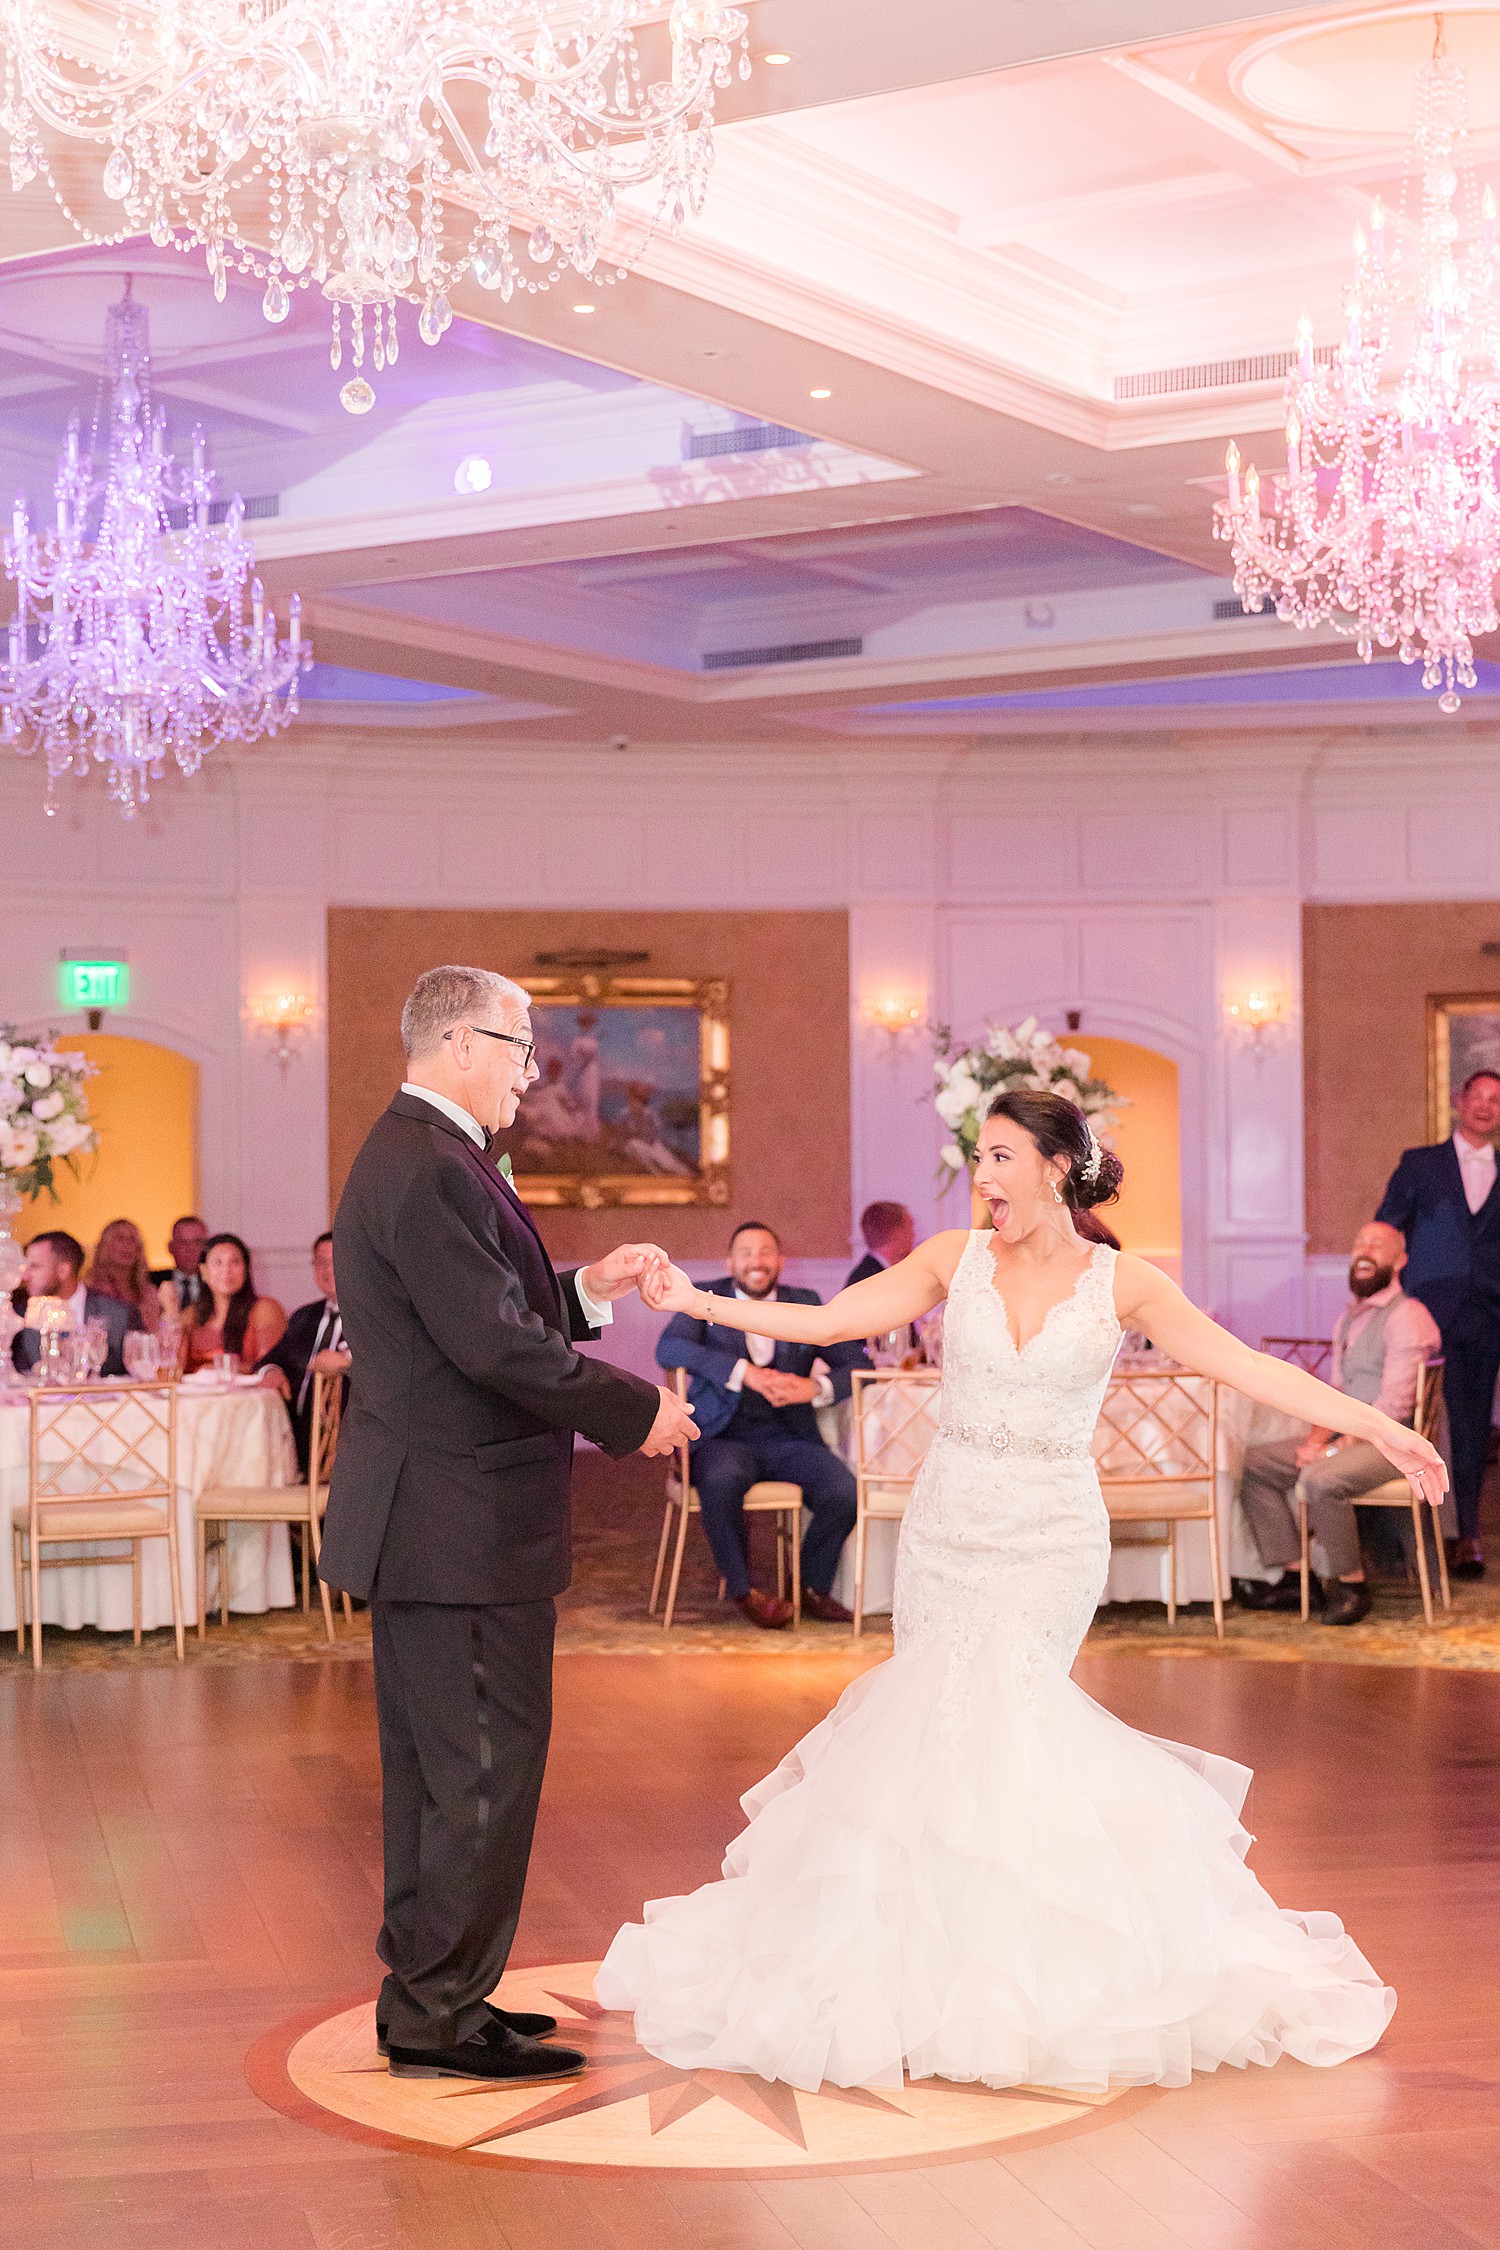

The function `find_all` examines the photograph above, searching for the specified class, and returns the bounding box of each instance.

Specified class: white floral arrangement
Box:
[0,1026,99,1200]
[932,1015,1127,1185]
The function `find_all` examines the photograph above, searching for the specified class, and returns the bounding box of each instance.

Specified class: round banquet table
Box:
[1,1375,298,1636]
[827,1376,1306,1619]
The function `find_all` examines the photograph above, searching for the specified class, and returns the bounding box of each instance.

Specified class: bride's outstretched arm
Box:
[1115,1254,1447,1507]
[641,1233,964,1343]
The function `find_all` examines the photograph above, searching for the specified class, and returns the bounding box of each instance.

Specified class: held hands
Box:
[640,1260,699,1314]
[741,1365,817,1408]
[579,1243,673,1305]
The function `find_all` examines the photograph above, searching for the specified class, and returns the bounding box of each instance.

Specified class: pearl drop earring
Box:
[1052,1179,1064,1204]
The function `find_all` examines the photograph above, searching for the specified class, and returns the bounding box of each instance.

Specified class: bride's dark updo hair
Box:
[983,1089,1124,1212]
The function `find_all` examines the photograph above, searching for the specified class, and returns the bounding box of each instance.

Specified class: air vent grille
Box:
[703,636,863,671]
[1213,596,1265,620]
[687,422,813,460]
[163,492,280,530]
[1114,345,1337,400]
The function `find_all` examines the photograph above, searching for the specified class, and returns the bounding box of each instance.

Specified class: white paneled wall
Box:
[2,721,1497,1328]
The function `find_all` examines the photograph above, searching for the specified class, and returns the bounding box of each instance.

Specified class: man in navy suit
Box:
[845,1200,915,1289]
[1377,1068,1500,1576]
[657,1220,864,1628]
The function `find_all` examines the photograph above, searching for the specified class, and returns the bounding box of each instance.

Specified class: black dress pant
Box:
[371,1597,556,2050]
[1440,1306,1500,1543]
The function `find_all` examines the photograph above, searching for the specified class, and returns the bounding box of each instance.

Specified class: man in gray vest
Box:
[1237,1220,1441,1625]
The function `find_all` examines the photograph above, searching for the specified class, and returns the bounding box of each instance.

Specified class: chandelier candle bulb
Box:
[1297,312,1314,379]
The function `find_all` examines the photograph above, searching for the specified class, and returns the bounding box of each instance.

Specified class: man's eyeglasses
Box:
[444,1024,536,1068]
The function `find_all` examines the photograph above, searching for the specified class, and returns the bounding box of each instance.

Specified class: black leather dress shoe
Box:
[1321,1579,1372,1627]
[1232,1575,1303,1613]
[387,2017,586,2083]
[377,1999,557,2056]
[1449,1538,1486,1582]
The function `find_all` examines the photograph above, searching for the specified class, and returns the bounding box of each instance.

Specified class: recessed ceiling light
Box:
[572,302,597,314]
[809,386,832,398]
[454,455,492,495]
[762,51,793,65]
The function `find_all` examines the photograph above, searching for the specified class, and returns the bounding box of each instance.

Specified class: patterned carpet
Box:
[7,1451,1500,1673]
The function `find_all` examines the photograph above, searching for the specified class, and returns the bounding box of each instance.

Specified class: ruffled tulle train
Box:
[595,1630,1395,2093]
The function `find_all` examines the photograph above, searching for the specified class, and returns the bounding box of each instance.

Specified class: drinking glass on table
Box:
[123,1331,160,1381]
[213,1350,239,1381]
[870,1325,913,1369]
[83,1316,110,1379]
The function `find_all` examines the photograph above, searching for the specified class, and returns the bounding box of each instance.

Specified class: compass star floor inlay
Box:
[262,1960,1151,2177]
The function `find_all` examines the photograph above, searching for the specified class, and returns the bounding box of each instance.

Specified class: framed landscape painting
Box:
[503,973,731,1208]
[1428,994,1500,1139]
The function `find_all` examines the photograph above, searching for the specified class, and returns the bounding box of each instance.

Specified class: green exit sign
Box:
[59,959,130,1011]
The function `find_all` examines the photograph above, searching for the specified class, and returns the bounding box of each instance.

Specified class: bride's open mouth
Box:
[983,1194,1009,1227]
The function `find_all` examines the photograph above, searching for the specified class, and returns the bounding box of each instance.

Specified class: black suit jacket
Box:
[1376,1140,1500,1331]
[318,1092,659,1604]
[845,1251,884,1289]
[11,1288,139,1378]
[255,1295,345,1471]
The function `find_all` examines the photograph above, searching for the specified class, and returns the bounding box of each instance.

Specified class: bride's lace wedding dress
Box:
[596,1234,1395,2093]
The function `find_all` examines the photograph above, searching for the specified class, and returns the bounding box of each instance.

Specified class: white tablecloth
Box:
[829,1375,1305,1618]
[2,1377,298,1634]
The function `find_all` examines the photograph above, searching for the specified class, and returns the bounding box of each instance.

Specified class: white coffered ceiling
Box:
[2,0,1496,747]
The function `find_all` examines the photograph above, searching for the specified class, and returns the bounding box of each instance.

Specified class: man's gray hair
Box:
[400,964,531,1061]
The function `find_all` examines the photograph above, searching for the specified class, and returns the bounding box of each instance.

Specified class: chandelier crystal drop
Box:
[1216,17,1500,712]
[0,278,310,818]
[0,0,750,410]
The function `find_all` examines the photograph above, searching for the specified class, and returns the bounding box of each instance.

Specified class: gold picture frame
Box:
[501,974,730,1209]
[1428,992,1500,1140]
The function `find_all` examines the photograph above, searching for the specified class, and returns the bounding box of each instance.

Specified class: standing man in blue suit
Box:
[657,1221,865,1629]
[1377,1068,1500,1578]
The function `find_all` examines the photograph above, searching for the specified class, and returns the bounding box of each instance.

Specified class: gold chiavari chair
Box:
[1296,1355,1450,1626]
[195,1370,350,1642]
[1094,1371,1223,1638]
[12,1382,184,1669]
[849,1367,941,1637]
[1261,1337,1335,1380]
[649,1367,803,1630]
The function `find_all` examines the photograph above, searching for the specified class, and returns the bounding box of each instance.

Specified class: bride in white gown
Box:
[595,1090,1446,2096]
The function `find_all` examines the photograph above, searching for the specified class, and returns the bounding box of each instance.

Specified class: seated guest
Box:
[657,1221,864,1629]
[183,1232,286,1372]
[150,1213,209,1317]
[255,1230,350,1470]
[11,1230,139,1376]
[86,1218,161,1335]
[846,1200,915,1287]
[1236,1219,1440,1626]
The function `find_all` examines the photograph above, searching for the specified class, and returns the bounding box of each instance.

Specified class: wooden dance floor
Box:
[4,1645,1500,2248]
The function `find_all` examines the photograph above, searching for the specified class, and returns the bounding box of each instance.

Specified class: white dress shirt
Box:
[1454,1130,1498,1215]
[722,1285,833,1407]
[399,1081,610,1325]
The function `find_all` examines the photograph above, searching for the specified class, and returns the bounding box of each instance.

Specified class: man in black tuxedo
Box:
[1377,1068,1500,1576]
[845,1200,915,1288]
[11,1230,139,1376]
[148,1214,209,1315]
[255,1229,349,1472]
[318,964,695,2086]
[658,1222,864,1628]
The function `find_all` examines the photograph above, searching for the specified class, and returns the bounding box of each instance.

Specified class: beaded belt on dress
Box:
[938,1418,1091,1464]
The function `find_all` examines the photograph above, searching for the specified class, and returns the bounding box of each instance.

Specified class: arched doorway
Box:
[1082,1035,1182,1283]
[21,1033,199,1267]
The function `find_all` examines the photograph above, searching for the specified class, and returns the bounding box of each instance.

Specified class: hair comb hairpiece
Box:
[1081,1130,1105,1184]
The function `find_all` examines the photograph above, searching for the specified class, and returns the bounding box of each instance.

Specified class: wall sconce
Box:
[866,993,925,1041]
[247,990,316,1069]
[1225,988,1289,1049]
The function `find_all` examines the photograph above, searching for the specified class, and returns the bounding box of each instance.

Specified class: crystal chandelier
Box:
[0,0,750,413]
[1216,16,1500,712]
[1,277,309,817]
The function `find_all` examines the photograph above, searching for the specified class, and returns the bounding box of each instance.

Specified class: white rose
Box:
[1063,1047,1091,1078]
[46,1115,90,1156]
[1013,1015,1037,1045]
[7,1046,36,1067]
[1053,1076,1080,1103]
[934,1082,974,1129]
[23,1062,51,1090]
[29,1091,64,1121]
[985,1026,1019,1060]
[939,1142,968,1170]
[3,1125,38,1169]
